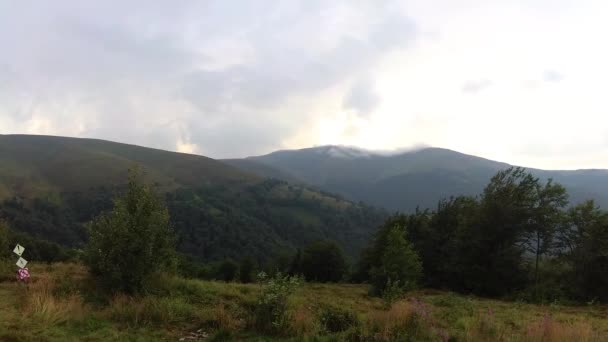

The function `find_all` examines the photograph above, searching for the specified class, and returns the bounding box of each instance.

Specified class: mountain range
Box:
[224,145,608,211]
[1,134,606,262]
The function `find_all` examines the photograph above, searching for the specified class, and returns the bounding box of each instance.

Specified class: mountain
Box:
[0,134,255,199]
[0,135,386,262]
[227,145,608,211]
[222,158,302,184]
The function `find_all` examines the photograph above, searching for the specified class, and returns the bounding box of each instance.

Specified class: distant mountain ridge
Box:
[224,145,608,211]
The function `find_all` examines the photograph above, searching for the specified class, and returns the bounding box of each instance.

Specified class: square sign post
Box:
[13,244,25,257]
[13,243,30,283]
[16,257,28,269]
[13,243,28,269]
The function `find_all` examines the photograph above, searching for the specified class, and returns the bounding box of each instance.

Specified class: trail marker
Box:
[13,244,25,256]
[13,243,30,283]
[16,257,28,269]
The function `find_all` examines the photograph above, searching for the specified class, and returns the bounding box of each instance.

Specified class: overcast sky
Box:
[1,1,607,169]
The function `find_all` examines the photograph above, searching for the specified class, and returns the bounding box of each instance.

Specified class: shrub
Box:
[85,168,176,294]
[318,305,359,333]
[381,279,405,307]
[254,271,302,335]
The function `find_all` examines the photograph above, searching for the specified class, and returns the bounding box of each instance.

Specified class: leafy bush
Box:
[318,305,359,333]
[254,271,301,335]
[85,168,176,294]
[381,279,405,307]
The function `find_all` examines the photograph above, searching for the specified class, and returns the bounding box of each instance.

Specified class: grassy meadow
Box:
[1,262,607,341]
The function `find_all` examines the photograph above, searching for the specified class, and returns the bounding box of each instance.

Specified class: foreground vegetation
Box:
[2,164,608,340]
[1,262,607,341]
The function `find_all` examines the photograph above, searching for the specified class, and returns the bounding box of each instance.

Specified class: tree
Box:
[523,179,568,297]
[217,259,239,282]
[418,197,477,289]
[0,220,9,259]
[300,240,348,282]
[370,224,422,295]
[469,167,539,296]
[288,248,302,276]
[239,257,255,283]
[557,201,608,301]
[85,168,176,293]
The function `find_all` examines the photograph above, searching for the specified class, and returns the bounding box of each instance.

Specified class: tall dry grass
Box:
[522,313,596,342]
[465,309,601,342]
[289,305,319,336]
[213,302,245,332]
[361,299,445,341]
[20,273,88,326]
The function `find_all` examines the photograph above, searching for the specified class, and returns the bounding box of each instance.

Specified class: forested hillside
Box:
[0,135,386,262]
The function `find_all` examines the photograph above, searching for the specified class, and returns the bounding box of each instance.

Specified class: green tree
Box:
[466,167,538,296]
[300,240,348,282]
[217,259,239,282]
[288,248,302,276]
[370,224,422,295]
[557,201,608,301]
[0,220,9,260]
[239,257,255,283]
[419,197,477,289]
[85,168,176,294]
[523,179,568,297]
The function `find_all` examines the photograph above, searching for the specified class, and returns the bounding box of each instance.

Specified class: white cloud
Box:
[0,0,607,169]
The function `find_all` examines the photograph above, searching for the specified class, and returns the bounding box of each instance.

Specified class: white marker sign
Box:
[13,244,25,256]
[16,257,28,269]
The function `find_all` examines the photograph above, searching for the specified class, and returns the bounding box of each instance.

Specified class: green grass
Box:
[1,263,607,341]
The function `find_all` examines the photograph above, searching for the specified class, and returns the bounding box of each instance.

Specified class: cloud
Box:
[0,0,417,158]
[343,77,380,118]
[542,70,564,83]
[461,79,493,93]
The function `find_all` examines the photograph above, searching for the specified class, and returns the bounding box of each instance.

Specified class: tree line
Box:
[2,166,607,304]
[179,167,608,304]
[356,167,608,302]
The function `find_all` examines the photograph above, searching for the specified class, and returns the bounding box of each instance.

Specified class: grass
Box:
[1,263,608,341]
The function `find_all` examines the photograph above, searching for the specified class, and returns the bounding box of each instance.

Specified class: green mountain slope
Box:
[0,135,386,261]
[0,134,255,199]
[222,158,302,184]
[231,146,608,211]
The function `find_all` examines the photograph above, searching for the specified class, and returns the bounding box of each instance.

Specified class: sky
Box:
[1,0,607,170]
